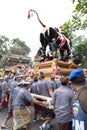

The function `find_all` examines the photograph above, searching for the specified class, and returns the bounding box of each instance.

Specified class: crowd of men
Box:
[0,66,87,130]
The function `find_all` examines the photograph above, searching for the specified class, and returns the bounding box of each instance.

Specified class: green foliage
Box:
[73,37,87,68]
[62,21,73,38]
[11,38,31,54]
[62,0,87,68]
[0,35,9,57]
[62,0,87,37]
[0,36,31,59]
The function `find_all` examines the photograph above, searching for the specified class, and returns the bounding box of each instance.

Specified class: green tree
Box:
[62,0,87,37]
[0,36,31,59]
[73,37,87,68]
[11,38,31,54]
[0,35,9,58]
[72,0,87,30]
[62,20,73,38]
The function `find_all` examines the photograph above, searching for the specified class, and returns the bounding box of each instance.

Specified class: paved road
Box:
[0,106,58,130]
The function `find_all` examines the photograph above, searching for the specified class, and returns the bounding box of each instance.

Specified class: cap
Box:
[4,68,11,72]
[20,74,28,77]
[15,74,22,79]
[23,81,31,85]
[23,81,31,87]
[17,80,24,85]
[68,68,84,81]
[4,75,10,79]
[0,77,4,80]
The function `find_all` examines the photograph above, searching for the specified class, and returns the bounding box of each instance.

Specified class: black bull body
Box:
[39,27,72,61]
[28,10,72,61]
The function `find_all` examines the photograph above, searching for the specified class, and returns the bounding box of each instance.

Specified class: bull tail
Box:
[28,9,46,27]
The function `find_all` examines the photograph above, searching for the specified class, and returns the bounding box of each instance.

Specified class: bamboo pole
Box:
[30,93,53,109]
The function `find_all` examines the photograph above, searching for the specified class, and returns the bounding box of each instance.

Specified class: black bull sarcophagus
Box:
[28,9,73,62]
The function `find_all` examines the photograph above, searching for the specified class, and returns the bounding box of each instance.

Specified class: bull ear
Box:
[28,14,30,19]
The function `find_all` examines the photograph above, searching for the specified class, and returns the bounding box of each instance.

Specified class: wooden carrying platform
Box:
[34,59,80,80]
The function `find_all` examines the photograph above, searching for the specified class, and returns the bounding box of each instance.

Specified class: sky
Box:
[0,0,76,60]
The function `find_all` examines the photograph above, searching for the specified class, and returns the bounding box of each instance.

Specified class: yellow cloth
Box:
[13,107,31,130]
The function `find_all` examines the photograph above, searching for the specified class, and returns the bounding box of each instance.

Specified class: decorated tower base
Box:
[34,59,80,80]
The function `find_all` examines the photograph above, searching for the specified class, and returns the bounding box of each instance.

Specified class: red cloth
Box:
[61,37,67,45]
[35,53,39,58]
[0,96,8,109]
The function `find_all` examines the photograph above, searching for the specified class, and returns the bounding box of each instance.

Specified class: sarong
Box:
[34,103,44,116]
[13,107,31,130]
[0,96,8,109]
[58,121,72,130]
[7,99,13,118]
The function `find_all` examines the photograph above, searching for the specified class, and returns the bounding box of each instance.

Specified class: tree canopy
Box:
[62,0,87,37]
[72,0,87,30]
[0,35,9,58]
[0,36,31,59]
[72,35,87,68]
[11,38,31,54]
